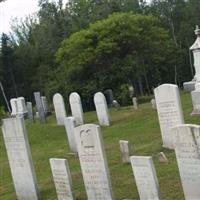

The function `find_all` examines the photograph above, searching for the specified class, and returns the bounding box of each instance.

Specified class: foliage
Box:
[56,13,172,105]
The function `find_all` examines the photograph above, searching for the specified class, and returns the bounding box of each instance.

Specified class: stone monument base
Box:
[183,81,195,92]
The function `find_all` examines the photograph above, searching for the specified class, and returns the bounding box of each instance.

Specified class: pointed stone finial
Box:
[195,25,200,36]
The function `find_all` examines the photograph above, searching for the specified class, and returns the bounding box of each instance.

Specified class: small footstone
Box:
[158,152,169,164]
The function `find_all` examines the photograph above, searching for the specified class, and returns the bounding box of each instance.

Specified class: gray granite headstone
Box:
[34,92,46,123]
[27,102,34,122]
[74,124,114,199]
[2,117,40,200]
[41,96,49,116]
[50,158,74,200]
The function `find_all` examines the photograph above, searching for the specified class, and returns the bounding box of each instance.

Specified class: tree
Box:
[56,13,172,105]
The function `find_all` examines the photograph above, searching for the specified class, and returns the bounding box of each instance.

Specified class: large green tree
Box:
[56,13,172,104]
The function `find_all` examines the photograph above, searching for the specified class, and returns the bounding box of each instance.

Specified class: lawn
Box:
[1,92,200,200]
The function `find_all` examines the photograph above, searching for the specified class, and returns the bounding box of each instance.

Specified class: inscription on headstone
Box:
[53,93,67,125]
[154,84,184,149]
[50,158,74,200]
[74,124,114,200]
[173,124,200,199]
[64,117,77,153]
[69,92,84,125]
[130,156,161,200]
[94,92,110,126]
[2,117,40,200]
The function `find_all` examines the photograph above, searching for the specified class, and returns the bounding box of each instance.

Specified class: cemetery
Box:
[1,0,200,200]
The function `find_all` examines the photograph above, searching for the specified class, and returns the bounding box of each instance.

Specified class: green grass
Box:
[1,92,200,200]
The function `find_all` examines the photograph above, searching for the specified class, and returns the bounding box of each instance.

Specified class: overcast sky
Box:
[0,0,151,34]
[0,0,68,34]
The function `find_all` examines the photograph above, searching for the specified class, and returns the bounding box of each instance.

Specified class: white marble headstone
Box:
[53,93,67,125]
[17,97,28,116]
[154,84,184,149]
[94,92,110,126]
[130,156,161,200]
[74,124,114,200]
[2,117,40,200]
[10,98,18,115]
[119,140,131,164]
[69,92,84,125]
[132,97,138,110]
[64,117,77,153]
[173,124,200,199]
[50,158,74,200]
[151,98,157,110]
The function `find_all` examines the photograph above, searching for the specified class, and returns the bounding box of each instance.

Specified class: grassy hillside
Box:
[1,92,200,200]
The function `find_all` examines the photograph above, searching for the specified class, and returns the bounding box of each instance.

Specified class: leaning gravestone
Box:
[2,117,40,200]
[74,124,114,199]
[119,140,131,164]
[27,102,34,122]
[154,84,184,149]
[17,97,28,117]
[173,124,200,199]
[69,92,84,125]
[53,93,67,125]
[130,156,161,200]
[94,92,110,126]
[64,117,77,153]
[50,158,74,200]
[41,96,49,116]
[10,98,18,115]
[34,92,46,123]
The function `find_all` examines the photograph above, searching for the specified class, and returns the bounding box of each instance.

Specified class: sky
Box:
[0,0,68,34]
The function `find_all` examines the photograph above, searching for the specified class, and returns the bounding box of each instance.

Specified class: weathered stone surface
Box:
[119,140,131,164]
[173,124,200,200]
[64,117,77,153]
[94,92,110,126]
[27,102,34,122]
[2,117,40,200]
[41,96,49,116]
[132,97,138,110]
[17,97,28,117]
[74,124,114,200]
[50,158,74,200]
[158,152,169,164]
[34,92,46,123]
[69,92,84,125]
[53,93,67,125]
[191,90,200,116]
[130,156,161,200]
[10,98,18,115]
[154,84,184,149]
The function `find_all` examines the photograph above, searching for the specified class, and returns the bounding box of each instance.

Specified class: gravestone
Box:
[53,93,67,125]
[34,92,46,123]
[74,124,114,199]
[130,156,161,200]
[104,89,114,105]
[50,158,74,200]
[154,84,184,149]
[132,97,138,110]
[2,117,40,200]
[173,124,200,199]
[10,98,18,115]
[41,96,49,116]
[69,92,84,125]
[191,83,200,116]
[151,98,157,110]
[158,152,169,164]
[64,117,77,153]
[119,140,131,164]
[183,25,200,91]
[27,102,34,122]
[17,97,28,117]
[94,92,110,126]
